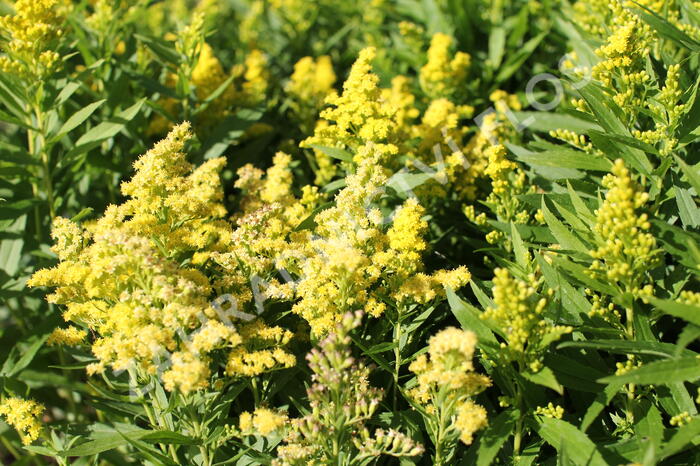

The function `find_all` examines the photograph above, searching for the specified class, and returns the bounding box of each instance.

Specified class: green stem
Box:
[625,306,634,340]
[393,311,403,410]
[33,103,55,221]
[513,372,524,458]
[0,435,21,460]
[433,403,449,465]
[57,348,78,419]
[251,378,261,406]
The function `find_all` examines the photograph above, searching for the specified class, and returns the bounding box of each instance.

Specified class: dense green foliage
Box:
[1,0,700,464]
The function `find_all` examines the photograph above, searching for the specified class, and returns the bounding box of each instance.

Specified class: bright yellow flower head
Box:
[482,268,571,370]
[29,124,296,393]
[286,55,336,121]
[589,159,659,295]
[0,397,44,445]
[420,33,470,99]
[408,327,490,447]
[301,47,399,163]
[47,326,87,346]
[239,408,287,436]
[0,0,65,78]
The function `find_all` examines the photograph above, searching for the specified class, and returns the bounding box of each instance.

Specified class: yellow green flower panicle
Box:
[482,268,572,372]
[0,397,44,445]
[301,47,399,164]
[286,149,472,335]
[589,159,659,297]
[28,123,295,394]
[46,326,87,347]
[0,0,65,78]
[408,328,490,463]
[419,33,471,100]
[275,312,423,465]
[286,55,336,133]
[239,408,288,436]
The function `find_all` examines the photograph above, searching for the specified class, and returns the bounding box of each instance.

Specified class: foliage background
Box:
[0,0,699,464]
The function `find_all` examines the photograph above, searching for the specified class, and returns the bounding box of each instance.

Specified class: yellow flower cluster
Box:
[419,33,471,100]
[679,290,700,306]
[0,0,65,78]
[29,123,295,393]
[466,144,536,246]
[460,90,523,201]
[46,326,87,346]
[408,328,490,446]
[239,408,288,436]
[276,312,423,464]
[286,56,336,133]
[586,289,622,325]
[287,150,471,334]
[482,268,571,371]
[301,47,399,165]
[455,401,490,445]
[299,38,495,203]
[398,21,425,50]
[535,402,565,419]
[571,1,694,156]
[589,159,659,296]
[0,397,44,445]
[634,63,686,155]
[149,38,269,135]
[670,412,693,427]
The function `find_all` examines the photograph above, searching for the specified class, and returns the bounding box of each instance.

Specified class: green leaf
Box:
[581,383,619,431]
[510,111,601,133]
[558,339,691,358]
[658,417,700,460]
[51,99,106,142]
[446,288,499,350]
[59,424,193,457]
[386,172,434,196]
[68,99,145,158]
[194,74,236,115]
[70,207,94,223]
[0,74,26,119]
[469,409,518,466]
[510,222,528,269]
[135,34,182,64]
[648,297,700,326]
[633,399,663,453]
[0,215,26,276]
[1,333,49,378]
[578,84,652,174]
[634,5,700,51]
[678,72,700,140]
[674,156,700,195]
[534,417,608,466]
[488,26,506,69]
[308,144,353,162]
[495,33,546,83]
[201,108,262,159]
[322,178,346,193]
[540,198,588,253]
[62,433,141,457]
[536,254,587,324]
[522,366,564,395]
[54,81,81,107]
[509,145,611,171]
[294,202,333,232]
[599,356,700,385]
[587,130,660,157]
[676,185,700,228]
[139,430,198,445]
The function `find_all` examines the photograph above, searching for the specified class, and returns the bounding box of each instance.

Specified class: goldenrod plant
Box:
[2,0,700,464]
